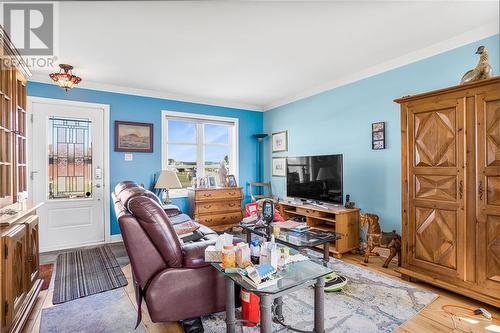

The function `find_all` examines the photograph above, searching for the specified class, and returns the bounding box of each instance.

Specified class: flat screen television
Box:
[286,154,343,204]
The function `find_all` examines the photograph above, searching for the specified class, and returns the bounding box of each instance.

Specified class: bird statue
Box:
[460,46,493,84]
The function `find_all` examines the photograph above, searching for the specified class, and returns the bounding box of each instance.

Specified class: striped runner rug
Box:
[53,246,128,304]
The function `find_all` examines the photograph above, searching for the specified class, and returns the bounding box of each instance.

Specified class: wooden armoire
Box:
[395,77,500,308]
[0,28,42,333]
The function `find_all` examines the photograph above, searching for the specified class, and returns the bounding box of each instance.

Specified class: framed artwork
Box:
[207,175,217,188]
[226,175,237,187]
[272,130,288,152]
[115,121,153,152]
[272,157,287,177]
[372,122,386,150]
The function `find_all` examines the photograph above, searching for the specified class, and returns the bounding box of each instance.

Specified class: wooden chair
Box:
[249,182,273,202]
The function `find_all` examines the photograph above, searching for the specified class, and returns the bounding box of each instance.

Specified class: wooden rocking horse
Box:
[360,213,401,268]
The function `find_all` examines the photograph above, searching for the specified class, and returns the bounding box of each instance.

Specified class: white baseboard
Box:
[109,234,123,243]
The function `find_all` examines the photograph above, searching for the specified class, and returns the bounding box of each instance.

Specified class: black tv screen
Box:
[286,154,343,204]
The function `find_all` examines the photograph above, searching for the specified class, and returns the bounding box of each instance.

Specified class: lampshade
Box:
[49,64,82,92]
[155,170,182,189]
[316,167,335,181]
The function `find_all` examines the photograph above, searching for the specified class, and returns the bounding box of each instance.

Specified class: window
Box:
[162,111,238,195]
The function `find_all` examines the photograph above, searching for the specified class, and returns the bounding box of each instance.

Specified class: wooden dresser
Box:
[278,202,360,258]
[395,77,500,308]
[188,187,244,232]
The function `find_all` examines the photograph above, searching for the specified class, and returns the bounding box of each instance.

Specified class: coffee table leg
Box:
[314,276,325,333]
[260,295,273,333]
[225,277,236,333]
[323,242,330,266]
[274,297,284,321]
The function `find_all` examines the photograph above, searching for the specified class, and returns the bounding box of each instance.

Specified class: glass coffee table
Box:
[241,223,341,266]
[212,259,333,333]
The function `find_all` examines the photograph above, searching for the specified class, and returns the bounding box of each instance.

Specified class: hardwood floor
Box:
[23,243,500,333]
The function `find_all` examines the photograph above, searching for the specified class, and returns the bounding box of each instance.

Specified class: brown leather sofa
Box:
[112,181,228,326]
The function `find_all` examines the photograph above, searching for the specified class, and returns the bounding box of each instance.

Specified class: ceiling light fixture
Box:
[49,64,82,91]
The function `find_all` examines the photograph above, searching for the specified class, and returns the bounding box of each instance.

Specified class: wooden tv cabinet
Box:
[278,202,360,258]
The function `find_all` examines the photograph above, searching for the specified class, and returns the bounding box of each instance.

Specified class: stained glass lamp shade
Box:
[49,64,82,91]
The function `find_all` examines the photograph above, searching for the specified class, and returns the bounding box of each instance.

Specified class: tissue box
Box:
[204,245,222,263]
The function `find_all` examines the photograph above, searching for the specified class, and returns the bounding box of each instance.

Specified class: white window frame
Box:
[161,110,239,197]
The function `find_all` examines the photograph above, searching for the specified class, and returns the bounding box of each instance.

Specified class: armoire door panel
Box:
[415,174,457,202]
[486,216,500,283]
[407,96,465,279]
[485,99,500,167]
[487,176,500,206]
[414,108,456,167]
[414,207,457,270]
[477,89,500,294]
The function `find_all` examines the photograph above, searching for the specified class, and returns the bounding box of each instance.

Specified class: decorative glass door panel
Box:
[48,117,93,199]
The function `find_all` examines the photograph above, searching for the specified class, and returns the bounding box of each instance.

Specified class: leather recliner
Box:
[112,181,227,325]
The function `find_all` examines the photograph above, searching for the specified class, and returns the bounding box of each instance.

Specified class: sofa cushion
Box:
[128,196,183,268]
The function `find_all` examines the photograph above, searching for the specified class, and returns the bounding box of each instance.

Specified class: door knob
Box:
[95,184,101,188]
[30,171,38,180]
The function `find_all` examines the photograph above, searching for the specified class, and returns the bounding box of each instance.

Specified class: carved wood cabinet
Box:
[395,77,500,307]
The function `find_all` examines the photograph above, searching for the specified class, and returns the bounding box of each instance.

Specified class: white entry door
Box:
[29,98,108,252]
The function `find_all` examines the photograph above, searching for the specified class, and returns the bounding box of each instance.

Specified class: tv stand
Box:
[278,202,360,259]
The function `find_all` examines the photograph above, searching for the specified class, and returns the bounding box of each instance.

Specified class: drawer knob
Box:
[228,203,236,207]
[203,193,212,197]
[228,192,236,196]
[204,205,212,209]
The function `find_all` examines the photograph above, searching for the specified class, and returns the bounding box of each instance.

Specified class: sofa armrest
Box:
[182,240,216,268]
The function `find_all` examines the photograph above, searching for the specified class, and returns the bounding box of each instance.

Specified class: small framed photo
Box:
[207,175,217,188]
[226,175,237,187]
[272,130,288,152]
[372,121,386,150]
[115,121,153,152]
[272,157,287,177]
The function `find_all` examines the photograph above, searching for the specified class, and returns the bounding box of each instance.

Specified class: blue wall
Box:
[28,82,263,235]
[263,34,499,232]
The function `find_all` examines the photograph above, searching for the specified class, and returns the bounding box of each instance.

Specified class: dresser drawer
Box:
[196,212,242,227]
[196,200,241,215]
[296,207,328,217]
[195,189,242,201]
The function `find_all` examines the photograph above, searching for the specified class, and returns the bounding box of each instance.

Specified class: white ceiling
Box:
[30,1,499,111]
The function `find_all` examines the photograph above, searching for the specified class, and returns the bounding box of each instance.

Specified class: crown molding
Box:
[262,21,499,111]
[28,74,264,112]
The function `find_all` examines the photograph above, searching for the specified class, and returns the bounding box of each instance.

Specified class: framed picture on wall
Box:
[272,130,288,152]
[115,121,153,152]
[272,157,287,177]
[372,122,386,150]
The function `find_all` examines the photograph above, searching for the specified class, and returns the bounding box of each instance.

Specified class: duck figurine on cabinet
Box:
[460,45,493,84]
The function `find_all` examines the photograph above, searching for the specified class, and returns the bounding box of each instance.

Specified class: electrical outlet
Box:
[124,153,133,161]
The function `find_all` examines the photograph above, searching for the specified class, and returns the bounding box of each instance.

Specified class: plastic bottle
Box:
[250,240,260,264]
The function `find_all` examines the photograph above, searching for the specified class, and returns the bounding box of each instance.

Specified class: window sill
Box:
[170,189,189,199]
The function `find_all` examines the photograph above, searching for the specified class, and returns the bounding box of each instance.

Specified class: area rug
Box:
[53,246,127,304]
[40,288,146,333]
[203,256,438,333]
[39,263,54,290]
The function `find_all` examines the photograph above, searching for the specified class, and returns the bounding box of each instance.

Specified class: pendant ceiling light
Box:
[49,64,82,91]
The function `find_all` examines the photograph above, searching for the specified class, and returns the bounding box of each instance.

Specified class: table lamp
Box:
[154,170,182,204]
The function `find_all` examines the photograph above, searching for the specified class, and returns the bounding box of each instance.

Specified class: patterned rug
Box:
[53,246,128,304]
[41,288,146,333]
[203,256,438,333]
[39,263,54,290]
